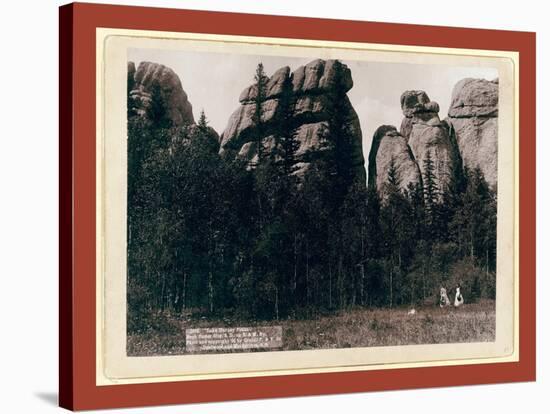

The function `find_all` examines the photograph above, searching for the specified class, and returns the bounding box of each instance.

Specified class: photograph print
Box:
[125,47,500,357]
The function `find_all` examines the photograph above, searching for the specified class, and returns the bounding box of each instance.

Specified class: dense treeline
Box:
[127,64,497,332]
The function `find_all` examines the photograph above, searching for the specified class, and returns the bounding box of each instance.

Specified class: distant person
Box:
[454,284,464,307]
[439,287,450,307]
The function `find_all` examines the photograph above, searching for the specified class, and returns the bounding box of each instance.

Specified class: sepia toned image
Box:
[124,47,500,357]
[53,3,536,410]
[54,4,536,407]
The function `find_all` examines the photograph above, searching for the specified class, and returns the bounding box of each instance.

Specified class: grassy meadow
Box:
[127,300,495,356]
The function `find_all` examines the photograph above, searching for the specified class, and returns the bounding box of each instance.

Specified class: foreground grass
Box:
[127,300,495,356]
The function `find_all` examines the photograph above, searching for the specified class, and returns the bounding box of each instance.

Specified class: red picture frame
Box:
[59,2,536,410]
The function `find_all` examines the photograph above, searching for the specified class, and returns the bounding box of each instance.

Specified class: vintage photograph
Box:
[125,48,499,357]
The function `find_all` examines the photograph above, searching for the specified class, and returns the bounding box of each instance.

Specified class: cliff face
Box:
[128,61,195,128]
[446,78,498,188]
[401,91,460,195]
[220,59,366,181]
[368,125,421,194]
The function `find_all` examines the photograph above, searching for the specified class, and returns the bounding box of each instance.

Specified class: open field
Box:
[127,300,495,356]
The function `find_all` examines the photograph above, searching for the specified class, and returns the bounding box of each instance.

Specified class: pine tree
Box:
[190,110,218,154]
[365,187,382,259]
[324,61,356,308]
[451,167,494,262]
[379,158,417,306]
[422,150,439,241]
[406,181,425,241]
[198,109,208,131]
[439,153,466,243]
[252,63,268,164]
[341,181,368,306]
[274,74,300,176]
[319,61,356,207]
[384,157,401,196]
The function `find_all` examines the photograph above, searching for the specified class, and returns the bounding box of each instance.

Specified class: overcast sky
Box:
[128,48,498,173]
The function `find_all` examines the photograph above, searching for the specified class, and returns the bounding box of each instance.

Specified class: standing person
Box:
[454,284,464,307]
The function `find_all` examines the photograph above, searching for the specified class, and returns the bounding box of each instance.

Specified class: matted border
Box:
[99,29,517,384]
[59,2,536,410]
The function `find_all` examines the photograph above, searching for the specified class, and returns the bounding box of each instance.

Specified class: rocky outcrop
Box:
[368,125,421,195]
[369,79,498,200]
[220,59,365,181]
[128,61,195,128]
[400,90,441,141]
[400,90,459,194]
[448,78,498,118]
[127,61,222,157]
[370,90,464,198]
[446,78,498,187]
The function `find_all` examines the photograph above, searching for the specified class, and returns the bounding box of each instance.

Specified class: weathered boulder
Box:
[368,125,421,195]
[400,90,441,141]
[400,91,459,193]
[401,90,440,118]
[448,78,498,118]
[128,61,195,127]
[447,78,498,187]
[291,59,353,94]
[220,59,365,182]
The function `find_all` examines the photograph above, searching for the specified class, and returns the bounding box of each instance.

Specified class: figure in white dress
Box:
[439,287,451,307]
[454,285,464,307]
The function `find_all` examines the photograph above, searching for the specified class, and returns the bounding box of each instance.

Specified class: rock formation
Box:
[400,90,459,194]
[368,125,421,195]
[125,59,498,198]
[446,78,498,188]
[399,90,441,141]
[128,61,195,128]
[220,59,365,181]
[370,90,459,196]
[127,61,221,152]
[369,79,498,199]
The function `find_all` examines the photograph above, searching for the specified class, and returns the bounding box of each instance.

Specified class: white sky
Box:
[128,48,498,173]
